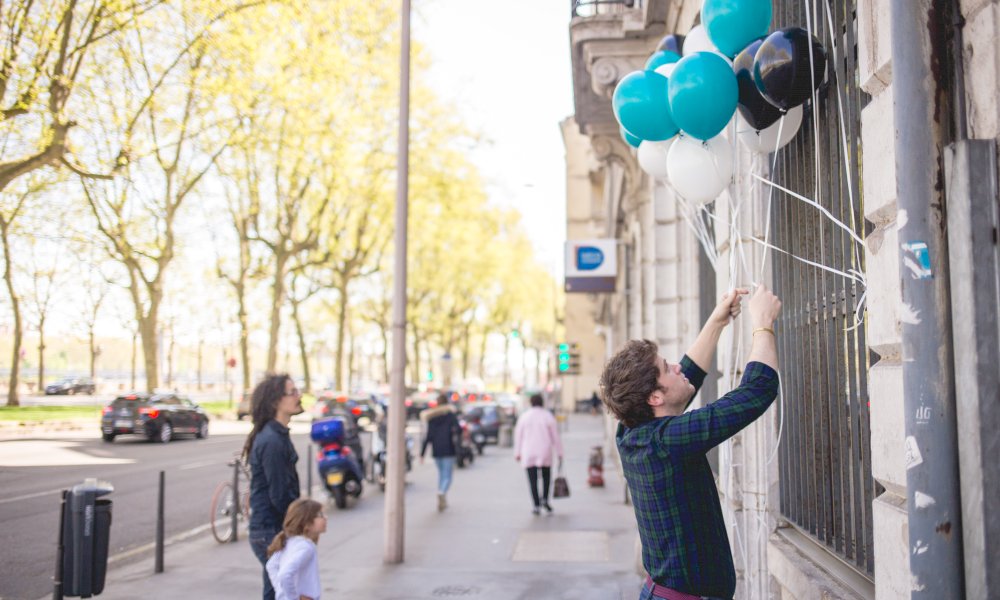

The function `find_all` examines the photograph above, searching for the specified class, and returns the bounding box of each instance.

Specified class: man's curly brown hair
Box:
[599,339,661,428]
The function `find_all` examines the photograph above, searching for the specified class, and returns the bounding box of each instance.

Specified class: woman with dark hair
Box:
[244,374,303,600]
[514,394,563,515]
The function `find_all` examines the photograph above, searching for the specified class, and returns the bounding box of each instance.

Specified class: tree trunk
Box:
[89,326,97,378]
[130,331,137,390]
[166,324,175,388]
[266,253,289,373]
[380,324,390,384]
[478,330,488,382]
[37,317,45,391]
[411,330,421,385]
[333,279,349,390]
[502,334,510,391]
[2,225,21,406]
[138,310,160,393]
[461,325,470,380]
[197,339,203,391]
[238,287,250,394]
[291,298,311,394]
[347,323,356,390]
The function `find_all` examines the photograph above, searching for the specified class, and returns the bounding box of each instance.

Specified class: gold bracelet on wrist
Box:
[752,327,775,336]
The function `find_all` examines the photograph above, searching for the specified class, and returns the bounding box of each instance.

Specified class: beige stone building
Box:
[563,1,999,598]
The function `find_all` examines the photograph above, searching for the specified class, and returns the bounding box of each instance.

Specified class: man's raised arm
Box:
[685,287,748,371]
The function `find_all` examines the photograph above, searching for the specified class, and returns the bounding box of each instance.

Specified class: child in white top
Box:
[265,498,327,600]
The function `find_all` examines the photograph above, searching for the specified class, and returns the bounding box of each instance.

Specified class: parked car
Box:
[100,392,209,443]
[45,377,96,395]
[405,390,440,420]
[313,390,378,425]
[461,402,504,445]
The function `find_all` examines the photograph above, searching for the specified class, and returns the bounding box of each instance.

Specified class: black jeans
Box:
[526,466,552,506]
[249,526,279,600]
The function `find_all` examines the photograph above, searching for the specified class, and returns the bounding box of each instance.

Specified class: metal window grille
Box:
[769,0,881,577]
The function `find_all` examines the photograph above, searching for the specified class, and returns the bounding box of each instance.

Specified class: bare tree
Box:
[0,191,29,405]
[23,244,65,391]
[287,270,321,393]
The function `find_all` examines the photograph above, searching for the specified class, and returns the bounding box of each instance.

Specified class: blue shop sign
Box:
[576,246,604,271]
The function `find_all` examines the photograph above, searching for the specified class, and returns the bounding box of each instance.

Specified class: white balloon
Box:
[654,62,676,79]
[683,25,714,55]
[637,139,675,181]
[682,25,733,65]
[736,105,804,154]
[666,134,734,204]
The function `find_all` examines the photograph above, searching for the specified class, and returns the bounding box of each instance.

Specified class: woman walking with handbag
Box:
[514,393,564,515]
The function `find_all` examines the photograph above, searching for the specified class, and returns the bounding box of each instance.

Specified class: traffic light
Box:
[556,342,580,375]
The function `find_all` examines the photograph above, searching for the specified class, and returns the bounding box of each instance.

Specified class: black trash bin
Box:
[60,478,114,598]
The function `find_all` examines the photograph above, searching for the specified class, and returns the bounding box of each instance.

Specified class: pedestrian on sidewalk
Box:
[514,393,564,515]
[419,392,461,511]
[243,374,304,600]
[600,285,781,600]
[265,498,327,600]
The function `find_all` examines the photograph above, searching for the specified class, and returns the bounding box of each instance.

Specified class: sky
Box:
[412,0,574,278]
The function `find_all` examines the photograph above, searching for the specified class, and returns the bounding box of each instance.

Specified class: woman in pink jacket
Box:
[514,394,564,515]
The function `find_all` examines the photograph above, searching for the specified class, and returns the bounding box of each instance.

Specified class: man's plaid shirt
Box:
[616,355,779,599]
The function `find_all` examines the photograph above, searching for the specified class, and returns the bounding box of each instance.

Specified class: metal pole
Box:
[53,490,66,600]
[383,0,410,565]
[155,471,165,573]
[230,460,239,543]
[890,0,964,595]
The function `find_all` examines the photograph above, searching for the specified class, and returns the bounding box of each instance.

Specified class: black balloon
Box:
[734,37,783,130]
[655,34,685,55]
[753,27,827,111]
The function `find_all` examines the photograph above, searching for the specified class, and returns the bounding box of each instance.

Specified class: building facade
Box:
[564,1,999,598]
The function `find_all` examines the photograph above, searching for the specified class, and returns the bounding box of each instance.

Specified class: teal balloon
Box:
[621,127,642,148]
[645,50,681,72]
[612,70,678,142]
[668,52,738,140]
[702,0,772,58]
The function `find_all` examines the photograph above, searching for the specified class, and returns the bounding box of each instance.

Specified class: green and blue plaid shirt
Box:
[617,355,779,599]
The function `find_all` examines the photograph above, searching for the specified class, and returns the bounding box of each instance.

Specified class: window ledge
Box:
[767,528,875,600]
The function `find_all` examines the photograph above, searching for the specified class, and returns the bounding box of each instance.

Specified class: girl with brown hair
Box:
[265,498,327,600]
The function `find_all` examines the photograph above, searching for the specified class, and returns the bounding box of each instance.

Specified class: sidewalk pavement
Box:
[91,413,644,600]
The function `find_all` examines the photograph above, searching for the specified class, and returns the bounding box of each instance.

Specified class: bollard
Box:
[53,490,67,600]
[230,460,239,543]
[155,471,164,573]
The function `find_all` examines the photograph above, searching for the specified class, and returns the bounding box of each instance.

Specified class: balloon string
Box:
[750,173,865,247]
[756,113,786,283]
[823,0,865,273]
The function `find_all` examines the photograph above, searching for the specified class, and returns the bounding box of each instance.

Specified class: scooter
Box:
[369,423,414,492]
[311,417,364,509]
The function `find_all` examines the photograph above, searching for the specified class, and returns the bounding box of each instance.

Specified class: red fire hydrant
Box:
[587,445,605,487]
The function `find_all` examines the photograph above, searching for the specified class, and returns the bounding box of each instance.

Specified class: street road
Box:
[0,423,314,600]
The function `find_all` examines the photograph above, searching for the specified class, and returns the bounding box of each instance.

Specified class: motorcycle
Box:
[369,422,414,492]
[465,416,487,455]
[311,417,364,509]
[455,418,476,468]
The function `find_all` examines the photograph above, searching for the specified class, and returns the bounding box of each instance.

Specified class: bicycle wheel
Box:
[210,481,237,543]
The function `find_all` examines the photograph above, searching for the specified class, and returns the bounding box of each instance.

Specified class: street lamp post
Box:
[384,0,411,565]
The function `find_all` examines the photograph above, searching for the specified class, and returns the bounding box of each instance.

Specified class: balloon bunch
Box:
[613,0,828,204]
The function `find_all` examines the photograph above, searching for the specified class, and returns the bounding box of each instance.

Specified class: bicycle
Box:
[210,456,251,543]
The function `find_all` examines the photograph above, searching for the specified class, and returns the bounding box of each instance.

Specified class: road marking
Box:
[178,459,218,471]
[0,486,66,505]
[0,440,135,467]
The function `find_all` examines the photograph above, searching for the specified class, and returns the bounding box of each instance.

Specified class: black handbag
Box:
[553,465,570,499]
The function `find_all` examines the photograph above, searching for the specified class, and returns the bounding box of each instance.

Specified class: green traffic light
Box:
[558,343,569,352]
